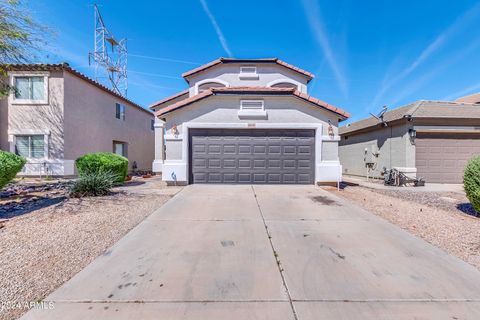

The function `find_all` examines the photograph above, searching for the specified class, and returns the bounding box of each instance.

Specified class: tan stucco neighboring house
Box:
[149,57,350,185]
[339,100,480,183]
[0,63,154,176]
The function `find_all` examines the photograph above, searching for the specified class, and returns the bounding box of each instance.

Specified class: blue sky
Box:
[30,0,480,123]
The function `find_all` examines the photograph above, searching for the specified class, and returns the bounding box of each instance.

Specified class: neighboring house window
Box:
[15,135,45,159]
[116,103,126,120]
[14,76,45,101]
[113,141,127,157]
[151,119,155,131]
[240,100,264,111]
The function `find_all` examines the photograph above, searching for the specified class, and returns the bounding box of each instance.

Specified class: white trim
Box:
[165,135,183,141]
[266,78,301,89]
[320,135,341,141]
[193,78,229,95]
[9,72,49,105]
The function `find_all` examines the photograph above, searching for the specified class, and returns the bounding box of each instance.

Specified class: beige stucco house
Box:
[149,58,350,185]
[339,100,480,183]
[0,63,154,176]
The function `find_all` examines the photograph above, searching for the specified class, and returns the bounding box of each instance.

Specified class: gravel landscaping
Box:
[0,177,180,320]
[328,185,480,270]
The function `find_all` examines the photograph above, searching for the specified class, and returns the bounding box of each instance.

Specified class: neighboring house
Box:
[339,100,480,183]
[0,63,154,176]
[149,57,350,185]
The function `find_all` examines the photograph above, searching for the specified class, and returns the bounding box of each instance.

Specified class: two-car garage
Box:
[189,129,315,184]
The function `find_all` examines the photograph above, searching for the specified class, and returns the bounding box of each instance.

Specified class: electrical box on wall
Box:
[364,145,379,164]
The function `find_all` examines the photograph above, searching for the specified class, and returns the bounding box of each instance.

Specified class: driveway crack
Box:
[251,186,299,320]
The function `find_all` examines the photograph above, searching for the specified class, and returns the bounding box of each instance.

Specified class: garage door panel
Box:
[190,129,315,184]
[416,133,480,183]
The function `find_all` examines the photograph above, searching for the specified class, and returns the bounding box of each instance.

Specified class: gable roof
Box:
[148,89,189,110]
[154,86,350,119]
[2,63,153,116]
[181,58,315,82]
[340,100,480,135]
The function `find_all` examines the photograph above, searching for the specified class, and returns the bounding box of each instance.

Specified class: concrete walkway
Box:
[23,185,480,319]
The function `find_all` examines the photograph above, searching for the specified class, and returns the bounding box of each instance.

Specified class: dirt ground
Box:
[327,185,480,270]
[0,177,181,320]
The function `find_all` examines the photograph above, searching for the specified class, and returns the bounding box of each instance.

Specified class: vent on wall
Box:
[240,66,257,74]
[240,100,264,111]
[238,100,267,119]
[239,66,259,80]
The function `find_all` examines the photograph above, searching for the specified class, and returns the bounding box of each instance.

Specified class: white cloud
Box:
[442,82,480,101]
[199,0,233,57]
[301,0,347,96]
[370,2,480,109]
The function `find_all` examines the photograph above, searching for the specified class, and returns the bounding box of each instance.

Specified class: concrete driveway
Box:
[23,185,480,319]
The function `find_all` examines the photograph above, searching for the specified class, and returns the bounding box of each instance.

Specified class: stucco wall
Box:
[6,71,65,159]
[186,63,309,95]
[162,95,340,161]
[339,120,414,178]
[63,71,155,171]
[0,93,8,151]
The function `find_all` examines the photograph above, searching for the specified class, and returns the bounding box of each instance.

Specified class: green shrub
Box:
[75,152,128,184]
[70,171,117,197]
[464,155,480,213]
[0,151,26,189]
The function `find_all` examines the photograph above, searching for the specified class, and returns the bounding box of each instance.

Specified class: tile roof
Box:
[155,86,350,119]
[181,58,315,82]
[455,92,480,104]
[2,63,153,116]
[340,100,480,135]
[148,89,189,110]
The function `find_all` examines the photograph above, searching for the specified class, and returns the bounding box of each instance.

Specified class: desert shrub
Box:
[0,151,26,189]
[464,155,480,213]
[75,152,128,184]
[70,171,117,197]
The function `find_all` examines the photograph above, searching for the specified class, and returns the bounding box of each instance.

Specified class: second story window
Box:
[116,103,125,120]
[13,76,46,102]
[151,119,155,131]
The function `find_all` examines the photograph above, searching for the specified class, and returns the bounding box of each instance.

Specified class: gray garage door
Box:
[416,133,480,183]
[189,129,315,184]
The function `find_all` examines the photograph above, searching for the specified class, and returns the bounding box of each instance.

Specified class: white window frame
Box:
[239,65,259,80]
[8,129,50,160]
[9,72,49,105]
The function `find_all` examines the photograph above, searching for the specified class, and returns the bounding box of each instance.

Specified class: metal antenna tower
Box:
[89,4,128,96]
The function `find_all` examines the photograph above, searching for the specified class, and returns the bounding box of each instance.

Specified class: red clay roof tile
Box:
[154,87,350,119]
[181,58,314,81]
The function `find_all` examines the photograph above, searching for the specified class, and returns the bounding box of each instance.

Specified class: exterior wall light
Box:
[408,128,416,144]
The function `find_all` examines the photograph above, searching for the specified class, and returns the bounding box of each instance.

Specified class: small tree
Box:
[0,0,50,97]
[464,156,480,213]
[0,150,26,189]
